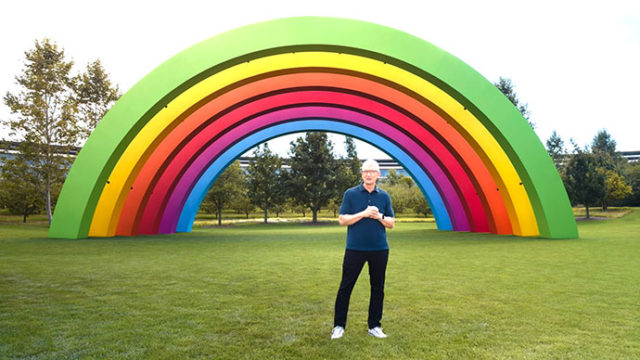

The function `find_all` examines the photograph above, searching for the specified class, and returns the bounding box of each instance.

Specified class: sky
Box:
[1,0,639,159]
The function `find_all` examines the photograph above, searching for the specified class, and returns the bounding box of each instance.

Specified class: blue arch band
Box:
[176,120,452,232]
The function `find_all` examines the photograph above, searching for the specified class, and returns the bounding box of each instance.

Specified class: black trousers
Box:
[334,249,389,329]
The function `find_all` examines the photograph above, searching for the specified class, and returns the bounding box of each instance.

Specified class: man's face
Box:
[361,168,380,186]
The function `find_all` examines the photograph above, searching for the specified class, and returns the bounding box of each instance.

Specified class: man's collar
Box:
[359,183,379,193]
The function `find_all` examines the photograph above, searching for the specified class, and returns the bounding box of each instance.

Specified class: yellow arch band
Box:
[89,51,538,237]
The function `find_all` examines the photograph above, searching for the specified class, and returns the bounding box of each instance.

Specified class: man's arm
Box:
[378,193,395,229]
[338,206,379,226]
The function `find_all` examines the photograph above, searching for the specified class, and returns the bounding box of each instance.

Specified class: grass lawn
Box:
[1,210,639,359]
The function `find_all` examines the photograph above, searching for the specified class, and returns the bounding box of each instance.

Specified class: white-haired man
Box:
[331,159,395,339]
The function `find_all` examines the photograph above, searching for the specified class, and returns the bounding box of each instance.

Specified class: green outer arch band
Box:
[49,16,577,239]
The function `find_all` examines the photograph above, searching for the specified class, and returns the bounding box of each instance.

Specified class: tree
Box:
[383,183,411,213]
[271,202,288,218]
[623,163,640,206]
[327,198,341,217]
[494,77,534,128]
[288,132,339,222]
[383,169,404,186]
[413,191,431,217]
[3,39,79,225]
[343,136,361,184]
[601,170,632,211]
[0,156,45,222]
[382,175,421,215]
[588,130,628,209]
[75,59,120,138]
[230,195,255,219]
[247,144,285,223]
[591,129,617,157]
[591,129,626,172]
[332,137,361,207]
[563,151,606,219]
[286,198,306,217]
[546,130,566,172]
[398,176,414,188]
[202,161,246,226]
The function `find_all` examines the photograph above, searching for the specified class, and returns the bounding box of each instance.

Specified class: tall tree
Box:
[332,136,362,208]
[591,129,617,157]
[333,162,357,202]
[247,144,285,223]
[3,39,79,225]
[343,136,361,183]
[563,151,606,219]
[75,59,120,138]
[494,77,534,129]
[202,161,246,226]
[288,132,339,223]
[546,130,566,172]
[591,129,626,172]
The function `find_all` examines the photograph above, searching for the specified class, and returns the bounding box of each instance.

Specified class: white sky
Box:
[1,0,639,159]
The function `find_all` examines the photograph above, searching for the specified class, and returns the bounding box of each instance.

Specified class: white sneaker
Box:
[368,327,387,338]
[331,326,344,339]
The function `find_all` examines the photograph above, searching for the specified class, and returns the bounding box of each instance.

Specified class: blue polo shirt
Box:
[339,184,395,251]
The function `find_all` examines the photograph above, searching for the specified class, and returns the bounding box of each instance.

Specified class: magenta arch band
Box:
[133,87,490,236]
[155,106,471,233]
[176,119,451,232]
[134,87,495,236]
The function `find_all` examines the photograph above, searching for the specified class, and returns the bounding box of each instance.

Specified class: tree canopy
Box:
[563,151,606,218]
[601,170,632,210]
[203,161,246,226]
[75,59,120,138]
[2,39,119,224]
[287,132,339,223]
[3,39,79,224]
[247,144,285,223]
[591,129,617,157]
[546,130,566,172]
[494,77,533,128]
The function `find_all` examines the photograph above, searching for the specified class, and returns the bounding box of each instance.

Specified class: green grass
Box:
[1,210,639,359]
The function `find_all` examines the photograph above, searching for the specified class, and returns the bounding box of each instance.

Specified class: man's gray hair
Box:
[361,159,380,172]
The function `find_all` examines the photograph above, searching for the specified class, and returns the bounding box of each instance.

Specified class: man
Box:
[331,159,395,339]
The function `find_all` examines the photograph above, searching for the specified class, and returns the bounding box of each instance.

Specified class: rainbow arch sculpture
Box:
[49,17,578,239]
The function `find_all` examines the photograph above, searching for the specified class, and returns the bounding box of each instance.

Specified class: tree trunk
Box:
[585,205,590,219]
[45,174,52,225]
[217,205,222,227]
[23,213,27,223]
[312,208,318,223]
[264,201,268,223]
[601,200,608,212]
